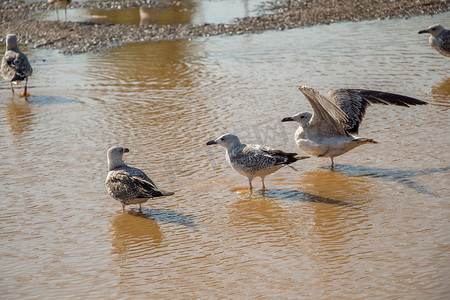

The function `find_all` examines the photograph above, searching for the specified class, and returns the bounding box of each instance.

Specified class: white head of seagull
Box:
[107,146,129,171]
[6,34,19,51]
[281,112,312,128]
[206,133,241,150]
[418,24,446,37]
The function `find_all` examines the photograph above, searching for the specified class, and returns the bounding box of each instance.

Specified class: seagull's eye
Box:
[300,116,305,119]
[220,138,225,141]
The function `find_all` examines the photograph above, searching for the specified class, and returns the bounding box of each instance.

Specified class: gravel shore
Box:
[0,0,448,54]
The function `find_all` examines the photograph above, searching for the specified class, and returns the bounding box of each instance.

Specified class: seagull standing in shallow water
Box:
[1,34,33,98]
[105,146,174,211]
[206,134,309,190]
[418,24,450,57]
[48,0,71,22]
[282,86,427,168]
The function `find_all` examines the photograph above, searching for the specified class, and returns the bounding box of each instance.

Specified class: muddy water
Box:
[34,0,265,25]
[1,11,450,299]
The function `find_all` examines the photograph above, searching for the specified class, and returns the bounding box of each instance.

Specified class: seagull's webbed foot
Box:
[20,79,30,98]
[19,91,30,98]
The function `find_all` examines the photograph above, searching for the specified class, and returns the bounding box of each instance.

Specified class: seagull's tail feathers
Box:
[134,177,174,198]
[279,154,310,166]
[159,190,175,197]
[287,165,299,172]
[294,155,311,160]
[354,138,378,144]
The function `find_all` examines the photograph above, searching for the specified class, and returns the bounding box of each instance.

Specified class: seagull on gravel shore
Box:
[105,146,174,211]
[206,134,309,190]
[48,0,71,22]
[281,86,427,168]
[418,24,450,57]
[1,34,33,98]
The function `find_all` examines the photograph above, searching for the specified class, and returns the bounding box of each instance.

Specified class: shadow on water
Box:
[26,95,82,105]
[258,189,352,207]
[128,207,197,229]
[333,164,450,197]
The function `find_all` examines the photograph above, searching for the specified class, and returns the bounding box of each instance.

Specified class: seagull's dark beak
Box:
[206,140,217,146]
[281,117,294,122]
[418,29,429,34]
[123,148,130,153]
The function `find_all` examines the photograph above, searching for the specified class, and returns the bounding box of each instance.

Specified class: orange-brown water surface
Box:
[1,10,449,299]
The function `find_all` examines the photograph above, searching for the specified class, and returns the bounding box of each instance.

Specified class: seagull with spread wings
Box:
[105,146,174,211]
[282,86,427,168]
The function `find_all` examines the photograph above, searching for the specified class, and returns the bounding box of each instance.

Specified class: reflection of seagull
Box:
[206,134,309,190]
[105,146,174,211]
[1,34,33,98]
[48,0,71,22]
[418,24,450,57]
[139,6,157,26]
[282,86,427,168]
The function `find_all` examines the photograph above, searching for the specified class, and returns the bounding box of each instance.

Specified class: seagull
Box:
[1,34,33,98]
[48,0,71,22]
[281,86,428,168]
[418,24,450,57]
[206,133,309,190]
[105,146,174,211]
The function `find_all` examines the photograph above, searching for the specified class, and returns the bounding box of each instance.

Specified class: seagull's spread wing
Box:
[106,170,164,200]
[329,89,427,134]
[298,86,349,136]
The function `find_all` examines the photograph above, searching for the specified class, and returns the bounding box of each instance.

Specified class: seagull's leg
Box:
[261,177,266,190]
[121,203,125,212]
[56,8,59,21]
[248,178,253,191]
[10,83,14,95]
[21,77,29,99]
[330,157,334,169]
[64,7,67,22]
[139,203,142,211]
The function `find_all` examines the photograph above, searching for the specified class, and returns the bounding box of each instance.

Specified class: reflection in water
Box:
[34,0,262,25]
[2,99,33,135]
[138,2,195,26]
[110,208,196,257]
[298,169,375,202]
[431,77,450,106]
[109,211,163,258]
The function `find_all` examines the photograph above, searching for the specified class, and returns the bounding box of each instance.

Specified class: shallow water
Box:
[1,11,450,299]
[34,0,265,25]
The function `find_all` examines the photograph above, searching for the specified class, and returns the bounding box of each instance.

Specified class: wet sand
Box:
[0,0,448,54]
